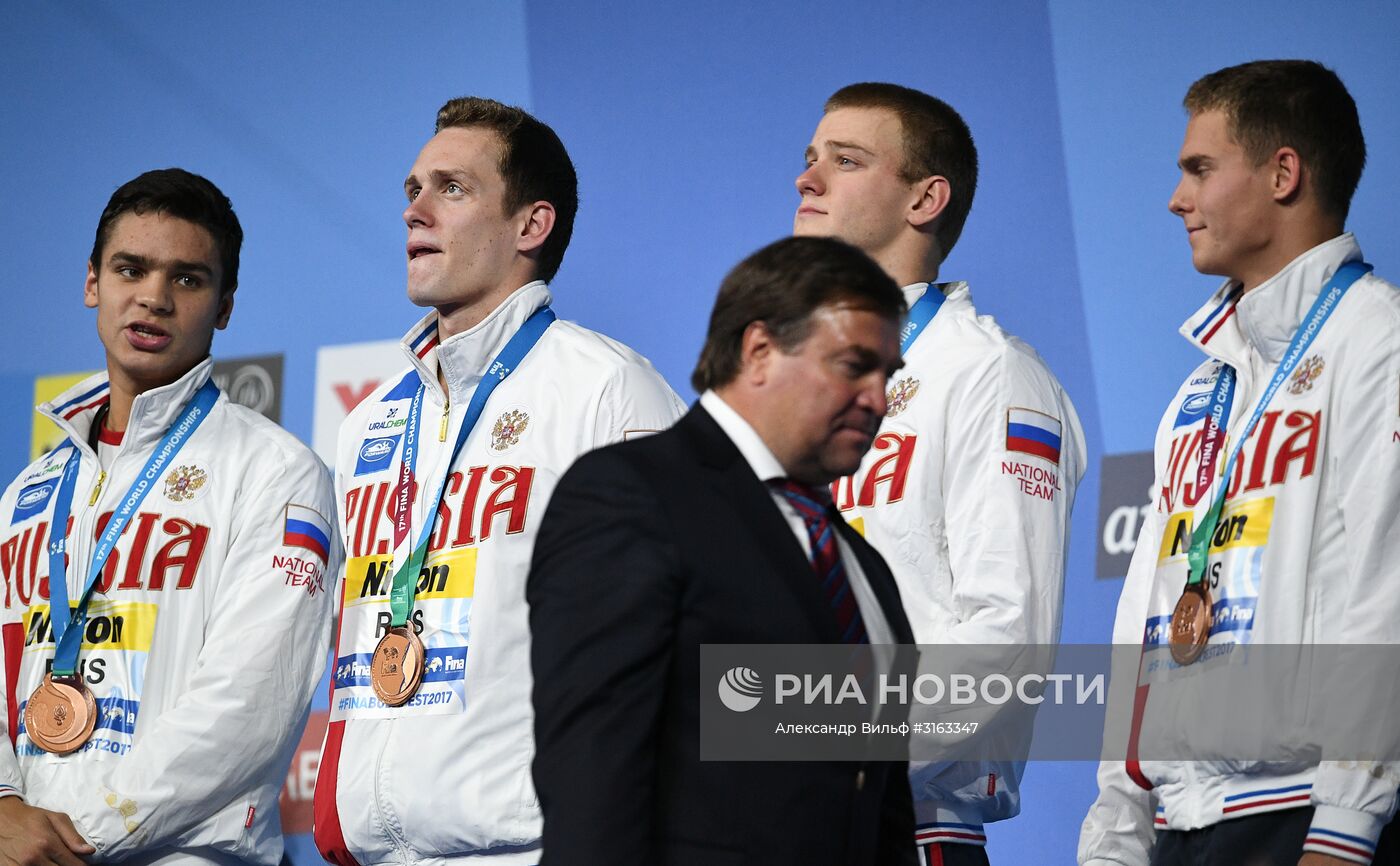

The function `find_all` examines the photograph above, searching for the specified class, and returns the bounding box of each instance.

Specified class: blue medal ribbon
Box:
[899,284,945,354]
[1185,261,1371,585]
[46,378,220,676]
[386,306,556,626]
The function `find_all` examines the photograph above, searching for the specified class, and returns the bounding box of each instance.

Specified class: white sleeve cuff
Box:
[1304,805,1383,864]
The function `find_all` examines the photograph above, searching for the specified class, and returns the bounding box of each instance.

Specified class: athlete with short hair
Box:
[1080,59,1400,866]
[312,96,683,866]
[0,167,340,865]
[794,81,1087,865]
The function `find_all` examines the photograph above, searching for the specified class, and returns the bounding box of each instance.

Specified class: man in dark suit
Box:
[529,235,917,866]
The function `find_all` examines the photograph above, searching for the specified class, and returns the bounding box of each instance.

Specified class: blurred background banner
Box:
[3,1,1397,860]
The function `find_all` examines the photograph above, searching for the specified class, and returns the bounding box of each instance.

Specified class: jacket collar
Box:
[1179,233,1362,367]
[38,357,217,460]
[398,281,552,404]
[904,280,971,319]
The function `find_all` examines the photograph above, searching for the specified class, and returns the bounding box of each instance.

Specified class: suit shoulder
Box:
[566,423,687,478]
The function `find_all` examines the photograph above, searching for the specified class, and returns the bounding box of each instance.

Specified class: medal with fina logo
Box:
[28,380,219,752]
[1169,262,1368,664]
[369,308,555,705]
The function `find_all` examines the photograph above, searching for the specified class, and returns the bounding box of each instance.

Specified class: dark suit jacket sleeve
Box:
[528,447,678,866]
[878,756,917,865]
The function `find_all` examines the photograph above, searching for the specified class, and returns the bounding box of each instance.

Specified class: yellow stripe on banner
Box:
[343,547,477,607]
[22,602,159,653]
[1158,497,1275,563]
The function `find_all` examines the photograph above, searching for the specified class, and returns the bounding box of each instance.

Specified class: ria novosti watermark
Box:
[718,667,1103,711]
[701,644,1400,763]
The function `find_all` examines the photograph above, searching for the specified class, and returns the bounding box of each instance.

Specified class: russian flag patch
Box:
[284,504,332,563]
[1006,408,1061,464]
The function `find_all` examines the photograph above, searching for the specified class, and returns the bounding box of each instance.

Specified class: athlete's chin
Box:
[406,281,450,309]
[110,352,201,393]
[792,218,836,240]
[1189,249,1230,280]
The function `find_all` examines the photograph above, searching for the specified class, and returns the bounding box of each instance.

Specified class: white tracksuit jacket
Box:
[0,358,340,865]
[834,282,1086,848]
[314,281,685,866]
[1079,234,1400,866]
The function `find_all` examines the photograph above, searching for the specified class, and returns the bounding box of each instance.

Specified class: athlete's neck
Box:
[433,268,539,341]
[1237,224,1344,293]
[884,256,938,291]
[869,235,942,290]
[434,296,505,340]
[104,383,134,434]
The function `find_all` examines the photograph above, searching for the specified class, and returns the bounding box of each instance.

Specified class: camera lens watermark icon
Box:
[718,667,763,712]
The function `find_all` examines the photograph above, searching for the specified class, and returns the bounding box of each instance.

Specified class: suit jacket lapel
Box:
[675,406,843,643]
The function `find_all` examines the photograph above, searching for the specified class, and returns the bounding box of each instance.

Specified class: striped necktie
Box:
[769,479,868,645]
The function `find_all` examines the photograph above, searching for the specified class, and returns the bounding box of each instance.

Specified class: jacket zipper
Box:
[65,456,104,629]
[88,471,107,506]
[373,719,413,860]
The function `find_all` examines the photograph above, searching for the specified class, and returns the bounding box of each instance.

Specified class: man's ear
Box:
[215,289,235,330]
[908,175,951,229]
[516,201,557,255]
[84,262,99,309]
[738,320,776,386]
[1270,146,1304,203]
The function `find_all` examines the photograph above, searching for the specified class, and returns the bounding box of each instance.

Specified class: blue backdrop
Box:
[3,2,1398,861]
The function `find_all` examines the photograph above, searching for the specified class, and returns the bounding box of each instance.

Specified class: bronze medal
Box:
[1169,583,1213,666]
[370,626,425,706]
[24,674,97,755]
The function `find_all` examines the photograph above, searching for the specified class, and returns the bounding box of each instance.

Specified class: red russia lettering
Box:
[448,467,489,547]
[345,482,393,559]
[1269,411,1320,485]
[0,521,53,609]
[95,511,210,591]
[111,512,162,592]
[832,434,917,511]
[479,467,533,539]
[857,434,916,507]
[1158,409,1322,513]
[2,512,209,603]
[148,519,210,590]
[347,465,536,558]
